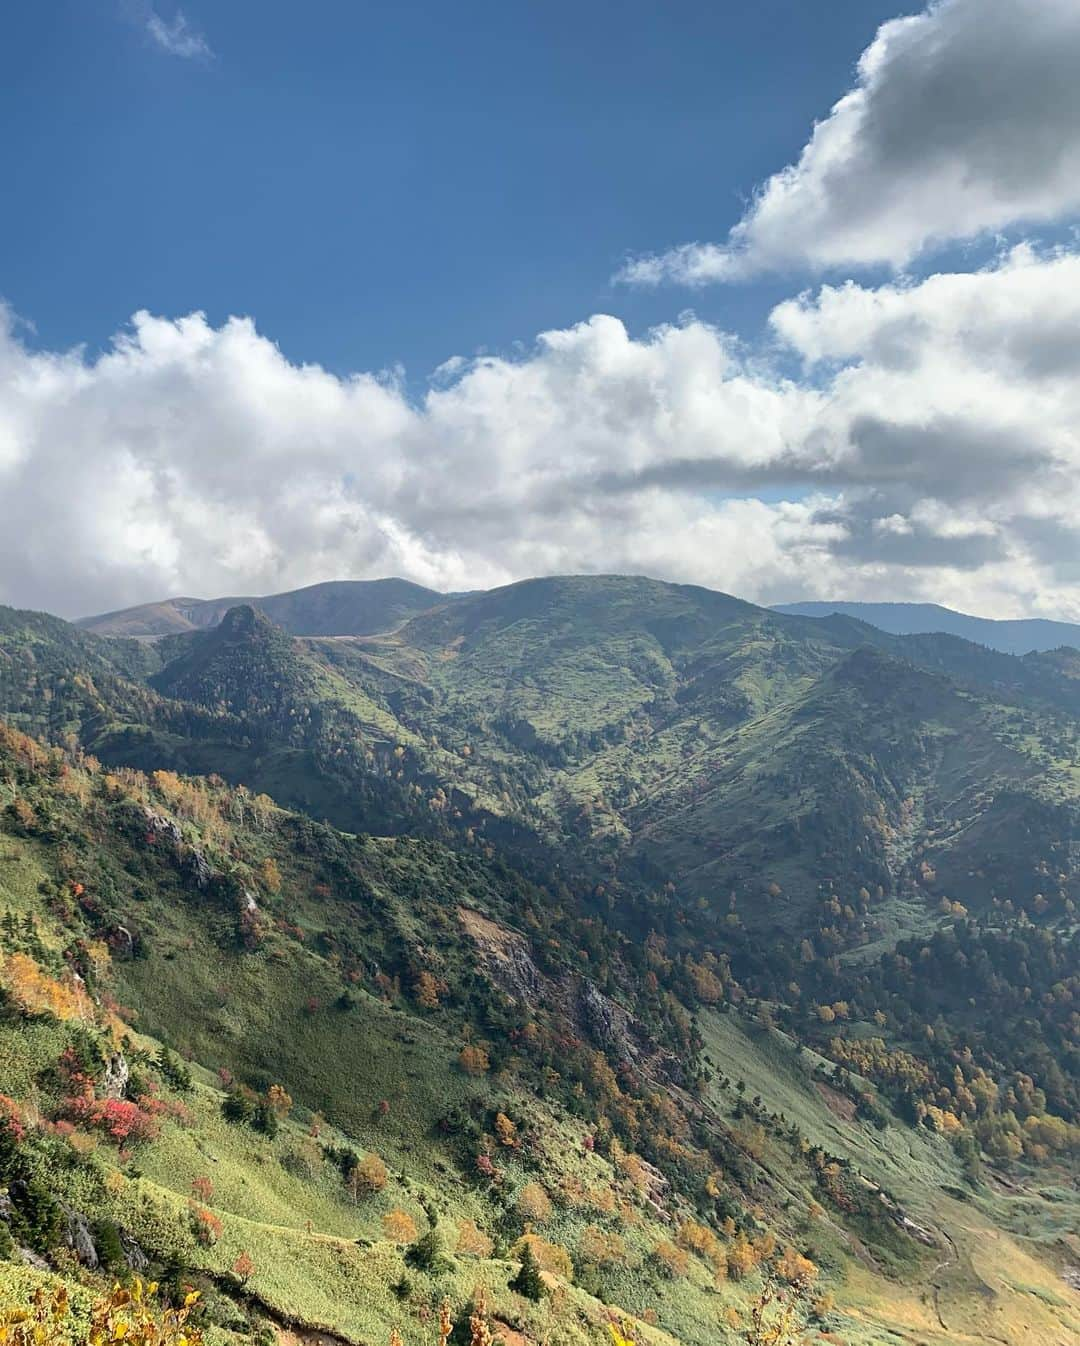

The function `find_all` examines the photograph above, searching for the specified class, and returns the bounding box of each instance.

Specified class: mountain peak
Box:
[216,603,276,640]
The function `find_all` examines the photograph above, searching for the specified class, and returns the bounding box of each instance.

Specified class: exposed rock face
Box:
[186,847,215,889]
[58,1202,99,1269]
[101,1051,129,1100]
[143,806,215,888]
[119,1226,150,1272]
[18,1246,51,1272]
[457,907,542,1001]
[144,807,184,849]
[579,981,639,1066]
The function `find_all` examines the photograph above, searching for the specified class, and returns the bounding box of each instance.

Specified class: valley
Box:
[1,575,1078,1345]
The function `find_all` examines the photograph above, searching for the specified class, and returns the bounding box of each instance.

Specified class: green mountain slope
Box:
[2,574,1080,1343]
[2,721,1078,1346]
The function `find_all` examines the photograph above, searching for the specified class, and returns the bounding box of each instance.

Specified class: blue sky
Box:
[3,0,1080,623]
[3,1,900,376]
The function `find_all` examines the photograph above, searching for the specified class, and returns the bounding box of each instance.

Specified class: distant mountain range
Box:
[773,599,1080,655]
[81,584,1080,659]
[76,577,446,638]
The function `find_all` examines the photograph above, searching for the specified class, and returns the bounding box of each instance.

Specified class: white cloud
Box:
[619,0,1080,285]
[3,246,1080,620]
[145,8,212,61]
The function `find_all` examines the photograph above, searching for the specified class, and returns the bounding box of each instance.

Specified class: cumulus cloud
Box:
[145,8,212,60]
[3,246,1080,620]
[619,0,1080,285]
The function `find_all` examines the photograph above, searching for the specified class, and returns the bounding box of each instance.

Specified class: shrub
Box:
[383,1209,419,1244]
[455,1218,494,1257]
[0,1281,204,1346]
[189,1203,223,1246]
[650,1240,689,1279]
[516,1181,552,1226]
[349,1152,387,1200]
[61,1095,160,1145]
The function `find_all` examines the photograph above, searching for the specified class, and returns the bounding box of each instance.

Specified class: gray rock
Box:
[18,1246,51,1272]
[101,1051,129,1100]
[119,1226,150,1272]
[579,982,639,1065]
[58,1202,99,1269]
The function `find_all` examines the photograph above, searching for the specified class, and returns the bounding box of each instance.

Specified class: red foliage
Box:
[61,1094,160,1145]
[0,1094,26,1142]
[190,1203,223,1246]
[191,1175,214,1203]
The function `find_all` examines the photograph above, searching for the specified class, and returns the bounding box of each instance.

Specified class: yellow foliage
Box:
[516,1181,552,1224]
[0,1280,203,1346]
[2,953,92,1022]
[458,1044,490,1076]
[455,1219,494,1257]
[382,1208,418,1244]
[579,1224,627,1267]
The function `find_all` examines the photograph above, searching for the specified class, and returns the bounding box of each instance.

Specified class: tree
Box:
[651,1240,689,1278]
[406,1225,447,1271]
[494,1112,519,1147]
[349,1152,387,1200]
[258,857,282,894]
[459,1044,490,1076]
[774,1247,818,1287]
[232,1251,255,1285]
[266,1083,293,1118]
[415,971,442,1009]
[511,1241,547,1300]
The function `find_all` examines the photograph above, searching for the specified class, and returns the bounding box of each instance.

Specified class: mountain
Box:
[773,599,1080,655]
[2,574,1080,1344]
[76,577,447,639]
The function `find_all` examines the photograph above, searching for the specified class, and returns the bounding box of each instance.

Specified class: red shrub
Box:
[0,1094,26,1142]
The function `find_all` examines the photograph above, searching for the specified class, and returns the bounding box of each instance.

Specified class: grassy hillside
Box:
[2,574,1079,1343]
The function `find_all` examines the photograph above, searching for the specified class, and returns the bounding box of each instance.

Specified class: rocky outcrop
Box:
[578,981,639,1066]
[58,1202,99,1269]
[457,907,542,1001]
[143,806,216,889]
[101,1051,129,1100]
[119,1226,150,1272]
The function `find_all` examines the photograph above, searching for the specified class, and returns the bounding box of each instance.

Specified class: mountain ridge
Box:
[774,598,1080,655]
[76,577,449,639]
